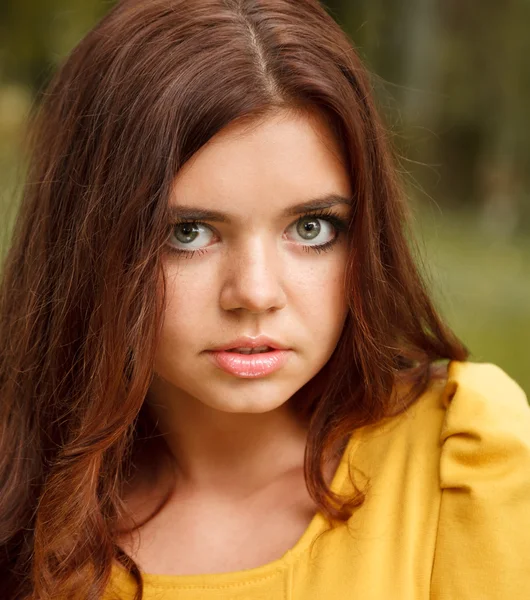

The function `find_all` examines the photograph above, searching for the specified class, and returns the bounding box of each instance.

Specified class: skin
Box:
[119,108,353,575]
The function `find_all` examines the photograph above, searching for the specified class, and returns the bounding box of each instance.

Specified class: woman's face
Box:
[152,108,352,414]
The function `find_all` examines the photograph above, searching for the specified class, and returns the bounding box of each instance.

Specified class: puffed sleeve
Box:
[430,361,530,599]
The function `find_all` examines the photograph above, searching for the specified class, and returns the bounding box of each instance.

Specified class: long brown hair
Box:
[0,0,468,598]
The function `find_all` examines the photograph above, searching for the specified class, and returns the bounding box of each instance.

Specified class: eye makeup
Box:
[165,207,350,258]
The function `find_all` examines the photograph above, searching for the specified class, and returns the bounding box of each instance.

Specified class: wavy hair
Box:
[0,0,468,598]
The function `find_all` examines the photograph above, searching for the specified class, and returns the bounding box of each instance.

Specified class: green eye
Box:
[174,223,201,244]
[290,215,337,246]
[296,216,322,241]
[168,221,215,251]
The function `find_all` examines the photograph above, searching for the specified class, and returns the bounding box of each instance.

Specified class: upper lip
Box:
[209,335,289,351]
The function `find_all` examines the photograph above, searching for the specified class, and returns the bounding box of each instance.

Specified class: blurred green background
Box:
[0,0,529,393]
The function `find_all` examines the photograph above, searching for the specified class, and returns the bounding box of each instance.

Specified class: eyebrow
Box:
[167,193,353,223]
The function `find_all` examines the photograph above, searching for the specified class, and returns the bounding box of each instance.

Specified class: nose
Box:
[219,236,287,314]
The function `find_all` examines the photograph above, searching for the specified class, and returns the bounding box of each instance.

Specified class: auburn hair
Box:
[0,0,468,598]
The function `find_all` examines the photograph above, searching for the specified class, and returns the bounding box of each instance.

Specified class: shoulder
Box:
[341,361,530,596]
[407,359,530,492]
[379,361,530,596]
[437,360,530,491]
[430,361,530,598]
[352,360,529,467]
[350,360,530,507]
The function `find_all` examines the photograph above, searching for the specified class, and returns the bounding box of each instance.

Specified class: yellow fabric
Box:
[105,361,530,599]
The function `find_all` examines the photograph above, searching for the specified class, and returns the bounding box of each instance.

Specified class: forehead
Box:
[170,109,352,221]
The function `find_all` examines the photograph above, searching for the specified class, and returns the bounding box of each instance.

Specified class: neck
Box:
[143,379,309,497]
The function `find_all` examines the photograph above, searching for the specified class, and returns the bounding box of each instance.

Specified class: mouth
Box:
[225,345,274,355]
[209,336,289,353]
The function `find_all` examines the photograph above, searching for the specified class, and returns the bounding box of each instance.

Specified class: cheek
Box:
[166,257,221,308]
[291,246,348,301]
[157,266,212,354]
[288,251,349,339]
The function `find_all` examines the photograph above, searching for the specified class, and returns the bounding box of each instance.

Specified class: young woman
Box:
[1,1,529,599]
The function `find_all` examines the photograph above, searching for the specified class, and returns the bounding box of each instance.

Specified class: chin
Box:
[199,387,292,415]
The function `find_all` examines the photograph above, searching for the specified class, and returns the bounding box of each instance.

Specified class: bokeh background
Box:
[1,0,529,392]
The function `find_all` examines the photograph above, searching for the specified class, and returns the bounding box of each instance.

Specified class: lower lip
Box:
[206,349,291,378]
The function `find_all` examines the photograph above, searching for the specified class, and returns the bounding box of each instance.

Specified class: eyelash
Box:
[166,208,349,258]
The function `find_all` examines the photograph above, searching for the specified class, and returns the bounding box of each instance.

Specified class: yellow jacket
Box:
[106,361,530,599]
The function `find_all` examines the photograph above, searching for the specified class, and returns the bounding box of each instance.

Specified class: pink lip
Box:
[206,349,291,378]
